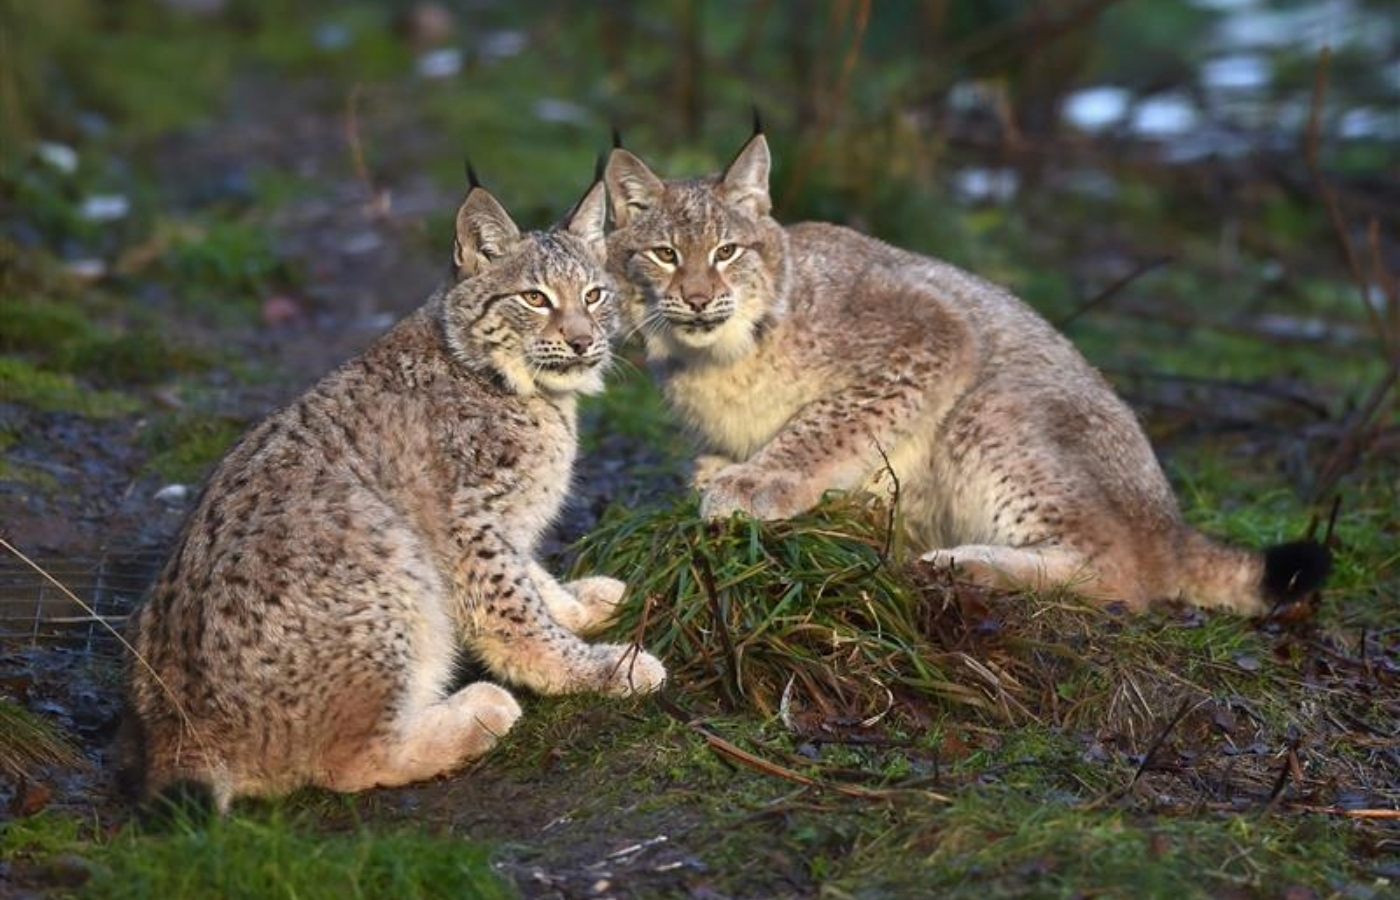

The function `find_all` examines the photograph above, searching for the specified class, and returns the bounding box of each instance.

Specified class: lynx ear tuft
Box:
[751,104,764,136]
[453,187,521,278]
[720,132,772,217]
[464,157,482,189]
[562,178,608,261]
[604,148,664,228]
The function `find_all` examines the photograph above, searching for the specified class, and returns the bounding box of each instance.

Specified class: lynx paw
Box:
[600,646,667,696]
[692,454,736,491]
[456,681,523,748]
[562,576,627,635]
[701,464,814,521]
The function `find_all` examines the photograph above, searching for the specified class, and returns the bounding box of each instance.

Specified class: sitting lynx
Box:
[125,180,664,812]
[603,129,1328,614]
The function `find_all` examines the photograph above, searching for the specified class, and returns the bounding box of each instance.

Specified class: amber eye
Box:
[584,286,605,306]
[520,290,551,309]
[651,247,678,265]
[714,242,738,262]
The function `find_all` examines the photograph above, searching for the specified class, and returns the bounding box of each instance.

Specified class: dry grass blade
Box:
[0,698,86,779]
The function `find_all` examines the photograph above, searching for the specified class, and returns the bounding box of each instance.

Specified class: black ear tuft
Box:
[593,151,606,184]
[1261,540,1332,601]
[751,105,764,136]
[464,157,482,189]
[611,125,624,149]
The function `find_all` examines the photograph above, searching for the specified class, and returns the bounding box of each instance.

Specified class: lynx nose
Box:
[566,335,592,356]
[682,293,712,313]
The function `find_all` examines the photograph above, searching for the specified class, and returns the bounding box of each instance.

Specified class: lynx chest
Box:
[664,346,820,460]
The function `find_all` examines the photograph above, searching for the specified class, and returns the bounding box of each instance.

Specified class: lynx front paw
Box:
[562,575,627,636]
[600,646,667,696]
[701,464,814,521]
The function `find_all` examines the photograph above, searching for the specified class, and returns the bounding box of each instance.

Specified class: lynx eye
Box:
[650,246,678,265]
[519,290,552,311]
[584,286,606,306]
[714,242,739,262]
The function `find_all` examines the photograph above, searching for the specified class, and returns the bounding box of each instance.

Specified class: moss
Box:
[831,789,1367,897]
[0,457,61,493]
[159,219,292,319]
[0,298,97,354]
[141,412,246,484]
[0,356,140,418]
[2,298,212,385]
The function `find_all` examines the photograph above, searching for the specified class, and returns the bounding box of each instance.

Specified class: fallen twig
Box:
[656,695,950,803]
[1057,256,1172,328]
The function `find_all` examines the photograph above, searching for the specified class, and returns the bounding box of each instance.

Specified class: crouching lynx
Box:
[125,180,664,812]
[603,130,1329,615]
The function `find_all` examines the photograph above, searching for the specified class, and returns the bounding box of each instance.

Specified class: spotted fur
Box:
[126,182,663,812]
[604,135,1327,615]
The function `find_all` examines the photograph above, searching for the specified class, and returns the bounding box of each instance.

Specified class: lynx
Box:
[603,130,1328,615]
[124,180,664,812]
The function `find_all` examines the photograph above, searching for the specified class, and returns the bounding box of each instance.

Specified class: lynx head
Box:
[604,132,789,362]
[441,179,616,396]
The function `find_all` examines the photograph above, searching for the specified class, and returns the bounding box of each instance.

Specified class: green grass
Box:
[0,810,514,900]
[141,412,247,483]
[1,297,212,386]
[828,789,1370,898]
[0,357,141,418]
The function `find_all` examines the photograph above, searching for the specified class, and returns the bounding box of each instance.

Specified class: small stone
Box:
[37,142,79,175]
[79,194,130,223]
[314,22,352,51]
[400,2,455,47]
[154,484,190,505]
[64,259,108,281]
[416,48,462,79]
[10,778,53,817]
[261,295,304,328]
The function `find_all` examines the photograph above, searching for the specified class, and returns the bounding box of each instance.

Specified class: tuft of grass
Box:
[574,493,942,720]
[157,219,293,320]
[0,357,141,418]
[2,297,211,385]
[1,810,514,900]
[141,412,247,484]
[574,493,1391,750]
[0,699,85,779]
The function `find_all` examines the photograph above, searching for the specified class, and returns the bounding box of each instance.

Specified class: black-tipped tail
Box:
[1262,540,1332,602]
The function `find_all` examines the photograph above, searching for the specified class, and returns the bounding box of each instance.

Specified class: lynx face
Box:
[444,183,617,395]
[605,136,787,360]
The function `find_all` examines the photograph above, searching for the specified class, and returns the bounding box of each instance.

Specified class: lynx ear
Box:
[605,148,664,227]
[720,133,772,217]
[562,178,608,261]
[453,187,521,278]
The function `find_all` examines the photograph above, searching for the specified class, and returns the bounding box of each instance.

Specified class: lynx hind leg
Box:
[919,543,1106,600]
[325,682,522,793]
